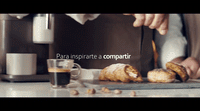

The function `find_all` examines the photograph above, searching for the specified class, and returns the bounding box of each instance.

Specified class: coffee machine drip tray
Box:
[0,74,49,82]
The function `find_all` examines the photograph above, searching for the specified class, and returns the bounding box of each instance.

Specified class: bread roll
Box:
[147,68,176,83]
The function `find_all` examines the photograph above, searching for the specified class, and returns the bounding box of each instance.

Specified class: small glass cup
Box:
[47,59,81,88]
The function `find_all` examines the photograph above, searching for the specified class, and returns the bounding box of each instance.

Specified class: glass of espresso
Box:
[47,59,81,88]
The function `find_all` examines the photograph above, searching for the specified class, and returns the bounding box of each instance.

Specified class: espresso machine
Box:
[0,13,54,82]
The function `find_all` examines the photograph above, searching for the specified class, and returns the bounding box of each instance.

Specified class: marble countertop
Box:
[1,80,200,97]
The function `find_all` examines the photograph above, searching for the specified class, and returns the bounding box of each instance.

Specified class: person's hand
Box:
[180,57,200,79]
[124,14,169,35]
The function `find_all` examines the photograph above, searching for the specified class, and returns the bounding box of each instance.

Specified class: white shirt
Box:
[155,14,187,68]
[65,14,100,25]
[66,14,187,69]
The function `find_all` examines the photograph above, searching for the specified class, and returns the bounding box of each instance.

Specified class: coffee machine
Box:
[0,14,54,82]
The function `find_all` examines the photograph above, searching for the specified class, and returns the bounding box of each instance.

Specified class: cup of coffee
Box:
[47,59,81,88]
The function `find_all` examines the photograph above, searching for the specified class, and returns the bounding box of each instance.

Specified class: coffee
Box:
[48,68,71,87]
[47,59,81,88]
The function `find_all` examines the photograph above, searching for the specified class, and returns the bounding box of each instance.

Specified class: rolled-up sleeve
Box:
[65,14,100,25]
[155,14,187,68]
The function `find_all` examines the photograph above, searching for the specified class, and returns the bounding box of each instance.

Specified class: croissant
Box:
[99,63,143,82]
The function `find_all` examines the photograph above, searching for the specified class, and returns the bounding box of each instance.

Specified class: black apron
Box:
[49,14,154,77]
[184,14,200,61]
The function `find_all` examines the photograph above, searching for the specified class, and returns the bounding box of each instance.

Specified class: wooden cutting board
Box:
[82,78,200,90]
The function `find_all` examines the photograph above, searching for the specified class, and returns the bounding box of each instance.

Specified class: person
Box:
[169,14,200,79]
[50,13,186,77]
[154,14,187,69]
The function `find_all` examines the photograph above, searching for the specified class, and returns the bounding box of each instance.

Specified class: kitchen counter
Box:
[1,80,200,97]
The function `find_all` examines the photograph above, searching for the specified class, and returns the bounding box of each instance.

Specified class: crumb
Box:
[87,88,96,94]
[70,89,79,95]
[130,91,136,97]
[114,89,122,94]
[101,87,111,93]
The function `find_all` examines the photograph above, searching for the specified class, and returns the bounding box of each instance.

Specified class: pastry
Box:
[147,68,176,83]
[99,63,143,83]
[166,62,189,82]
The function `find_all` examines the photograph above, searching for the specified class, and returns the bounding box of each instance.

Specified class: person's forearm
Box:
[170,56,186,64]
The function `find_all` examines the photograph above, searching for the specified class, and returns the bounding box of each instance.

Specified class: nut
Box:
[101,87,106,92]
[87,88,96,94]
[114,89,122,94]
[101,87,111,93]
[130,91,136,97]
[70,90,79,95]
